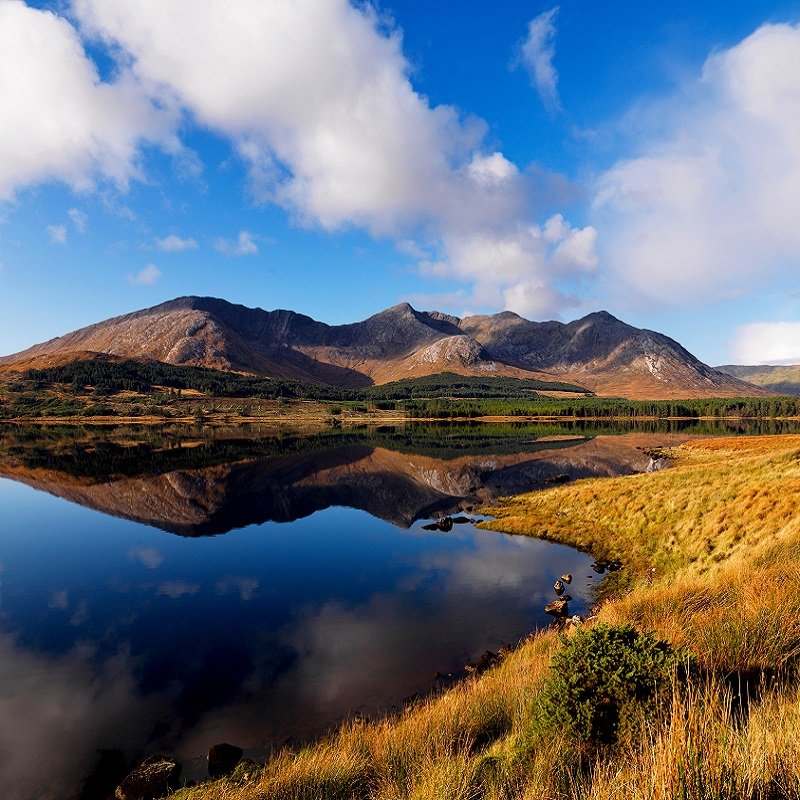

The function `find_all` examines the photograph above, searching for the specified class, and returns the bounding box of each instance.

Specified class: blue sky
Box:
[2,1,800,365]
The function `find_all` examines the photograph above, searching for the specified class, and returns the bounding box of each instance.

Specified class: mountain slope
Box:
[0,296,767,399]
[716,364,800,396]
[461,309,761,398]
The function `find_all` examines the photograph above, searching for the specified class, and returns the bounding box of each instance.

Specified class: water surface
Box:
[1,420,794,798]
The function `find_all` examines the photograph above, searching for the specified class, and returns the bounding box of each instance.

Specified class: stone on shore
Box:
[115,756,181,800]
[208,742,244,779]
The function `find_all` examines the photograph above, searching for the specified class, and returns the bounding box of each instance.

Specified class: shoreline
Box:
[160,432,800,797]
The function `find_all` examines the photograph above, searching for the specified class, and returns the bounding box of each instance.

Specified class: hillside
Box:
[716,363,800,395]
[0,296,767,399]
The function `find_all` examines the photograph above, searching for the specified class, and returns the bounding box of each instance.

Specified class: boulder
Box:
[560,573,573,584]
[115,756,181,800]
[544,599,570,618]
[553,580,565,595]
[208,743,244,779]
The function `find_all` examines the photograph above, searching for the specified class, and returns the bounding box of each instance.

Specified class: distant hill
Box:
[716,364,800,396]
[0,296,767,399]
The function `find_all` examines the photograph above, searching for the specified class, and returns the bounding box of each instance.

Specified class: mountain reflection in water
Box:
[0,420,788,800]
[1,422,691,535]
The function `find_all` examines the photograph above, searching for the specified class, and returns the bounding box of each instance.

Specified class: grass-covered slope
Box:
[717,363,800,396]
[166,435,800,800]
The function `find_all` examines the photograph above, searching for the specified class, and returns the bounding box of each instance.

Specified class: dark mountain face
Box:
[0,296,766,399]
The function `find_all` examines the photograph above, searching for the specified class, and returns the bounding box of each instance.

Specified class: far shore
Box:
[2,412,800,426]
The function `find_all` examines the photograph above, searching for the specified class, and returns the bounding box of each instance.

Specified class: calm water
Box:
[1,420,797,798]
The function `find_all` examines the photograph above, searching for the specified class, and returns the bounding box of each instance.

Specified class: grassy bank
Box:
[171,436,800,798]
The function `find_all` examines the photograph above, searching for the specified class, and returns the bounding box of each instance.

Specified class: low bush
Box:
[536,624,686,744]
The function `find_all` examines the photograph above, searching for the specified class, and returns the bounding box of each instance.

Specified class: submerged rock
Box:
[115,756,181,800]
[208,742,243,779]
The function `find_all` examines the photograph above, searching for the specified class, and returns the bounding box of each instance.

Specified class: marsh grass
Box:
[172,435,800,800]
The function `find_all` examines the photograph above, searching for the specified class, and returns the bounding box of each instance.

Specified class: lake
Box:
[1,419,797,798]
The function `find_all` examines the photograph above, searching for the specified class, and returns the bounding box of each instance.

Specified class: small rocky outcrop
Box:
[231,758,261,783]
[115,756,181,800]
[465,650,500,675]
[208,743,244,779]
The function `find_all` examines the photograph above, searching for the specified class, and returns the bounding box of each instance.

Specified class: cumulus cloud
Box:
[731,322,800,365]
[216,576,259,601]
[517,7,561,113]
[214,230,258,256]
[0,635,166,800]
[128,546,163,569]
[46,223,67,244]
[155,233,198,252]
[594,22,800,308]
[0,2,175,201]
[72,0,593,317]
[427,214,597,318]
[157,580,200,598]
[127,262,161,285]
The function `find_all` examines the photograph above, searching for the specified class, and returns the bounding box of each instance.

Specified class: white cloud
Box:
[0,2,175,201]
[731,322,800,365]
[128,546,163,569]
[156,580,199,598]
[46,224,67,244]
[155,234,198,252]
[73,0,592,318]
[517,7,561,113]
[427,215,597,318]
[127,262,161,285]
[214,230,258,256]
[594,22,800,309]
[67,208,87,233]
[0,635,166,800]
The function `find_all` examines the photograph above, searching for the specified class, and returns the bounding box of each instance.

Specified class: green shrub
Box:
[537,624,685,744]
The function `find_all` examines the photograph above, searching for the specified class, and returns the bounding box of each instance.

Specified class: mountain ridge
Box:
[0,296,767,399]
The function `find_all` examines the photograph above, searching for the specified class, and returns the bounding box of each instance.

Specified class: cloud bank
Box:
[731,322,800,365]
[594,22,800,309]
[65,0,595,318]
[0,1,175,201]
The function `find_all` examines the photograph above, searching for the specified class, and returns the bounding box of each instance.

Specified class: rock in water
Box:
[544,599,570,618]
[560,573,573,584]
[115,756,181,800]
[553,580,565,595]
[208,743,244,778]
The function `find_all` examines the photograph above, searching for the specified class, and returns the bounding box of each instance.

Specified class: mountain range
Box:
[0,296,765,399]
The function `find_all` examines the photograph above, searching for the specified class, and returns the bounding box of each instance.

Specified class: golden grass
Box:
[172,435,800,800]
[481,434,800,574]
